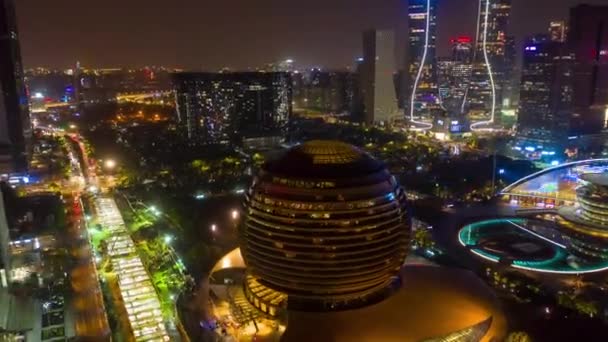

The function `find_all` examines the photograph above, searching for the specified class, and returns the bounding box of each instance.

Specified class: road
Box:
[67,194,111,338]
[63,131,111,339]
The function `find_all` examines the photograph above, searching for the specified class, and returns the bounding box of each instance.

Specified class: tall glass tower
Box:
[0,0,30,173]
[407,0,437,130]
[469,0,512,131]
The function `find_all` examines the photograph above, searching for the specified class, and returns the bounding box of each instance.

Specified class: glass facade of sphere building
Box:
[241,141,410,312]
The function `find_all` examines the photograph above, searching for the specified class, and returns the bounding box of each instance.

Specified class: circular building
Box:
[576,173,608,225]
[241,140,409,313]
[556,172,608,261]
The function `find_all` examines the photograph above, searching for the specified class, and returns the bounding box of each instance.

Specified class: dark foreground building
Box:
[172,72,291,146]
[568,4,608,134]
[0,0,30,173]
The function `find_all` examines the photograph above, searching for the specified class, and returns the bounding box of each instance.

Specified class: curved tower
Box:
[408,0,437,131]
[241,140,410,312]
[469,0,512,132]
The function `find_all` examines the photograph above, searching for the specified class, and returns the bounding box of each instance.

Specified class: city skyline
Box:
[15,0,608,70]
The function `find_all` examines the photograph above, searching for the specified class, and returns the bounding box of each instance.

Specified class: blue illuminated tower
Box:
[407,0,437,130]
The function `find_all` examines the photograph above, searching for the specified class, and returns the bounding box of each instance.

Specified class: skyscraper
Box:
[361,30,399,124]
[517,34,573,147]
[468,0,512,130]
[0,0,31,173]
[568,4,608,134]
[451,36,473,64]
[549,21,568,43]
[408,0,437,129]
[173,72,291,145]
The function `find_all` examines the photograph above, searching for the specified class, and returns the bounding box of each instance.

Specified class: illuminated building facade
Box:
[549,21,568,43]
[568,4,608,134]
[451,36,473,63]
[437,53,473,113]
[468,0,512,129]
[408,0,437,129]
[173,72,291,144]
[497,160,608,263]
[361,30,399,124]
[292,69,356,114]
[576,173,608,225]
[516,33,574,152]
[0,0,31,173]
[241,141,409,312]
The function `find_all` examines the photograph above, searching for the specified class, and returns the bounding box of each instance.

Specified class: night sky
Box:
[15,0,608,70]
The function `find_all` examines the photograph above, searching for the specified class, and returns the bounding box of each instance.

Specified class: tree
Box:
[506,331,533,342]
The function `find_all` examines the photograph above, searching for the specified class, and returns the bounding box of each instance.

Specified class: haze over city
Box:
[15,0,608,69]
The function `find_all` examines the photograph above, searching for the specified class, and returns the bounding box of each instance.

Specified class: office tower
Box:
[293,69,355,114]
[361,30,397,125]
[549,21,568,43]
[0,0,31,173]
[361,30,399,124]
[451,36,473,63]
[408,0,438,129]
[517,34,573,148]
[502,35,517,108]
[436,58,472,116]
[173,72,291,145]
[469,0,512,129]
[568,5,608,134]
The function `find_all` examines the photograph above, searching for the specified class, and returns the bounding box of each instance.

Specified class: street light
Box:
[231,210,239,220]
[211,224,217,232]
[104,159,116,169]
[164,235,173,244]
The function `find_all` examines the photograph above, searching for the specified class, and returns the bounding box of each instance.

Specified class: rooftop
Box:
[264,140,384,179]
[580,173,608,187]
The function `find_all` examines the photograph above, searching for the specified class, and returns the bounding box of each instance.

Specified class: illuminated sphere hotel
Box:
[208,140,507,341]
[240,140,409,312]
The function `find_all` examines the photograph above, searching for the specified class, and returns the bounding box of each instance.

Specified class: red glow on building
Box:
[450,36,472,44]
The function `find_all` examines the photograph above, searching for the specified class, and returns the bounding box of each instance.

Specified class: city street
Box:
[67,195,111,338]
[63,131,111,339]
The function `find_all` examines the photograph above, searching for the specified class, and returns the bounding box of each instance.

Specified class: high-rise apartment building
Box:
[468,0,512,128]
[292,69,355,114]
[517,34,573,146]
[173,72,291,145]
[361,30,399,124]
[408,0,438,128]
[0,0,31,173]
[568,5,608,134]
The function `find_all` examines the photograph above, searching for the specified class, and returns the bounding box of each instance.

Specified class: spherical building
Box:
[241,140,409,313]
